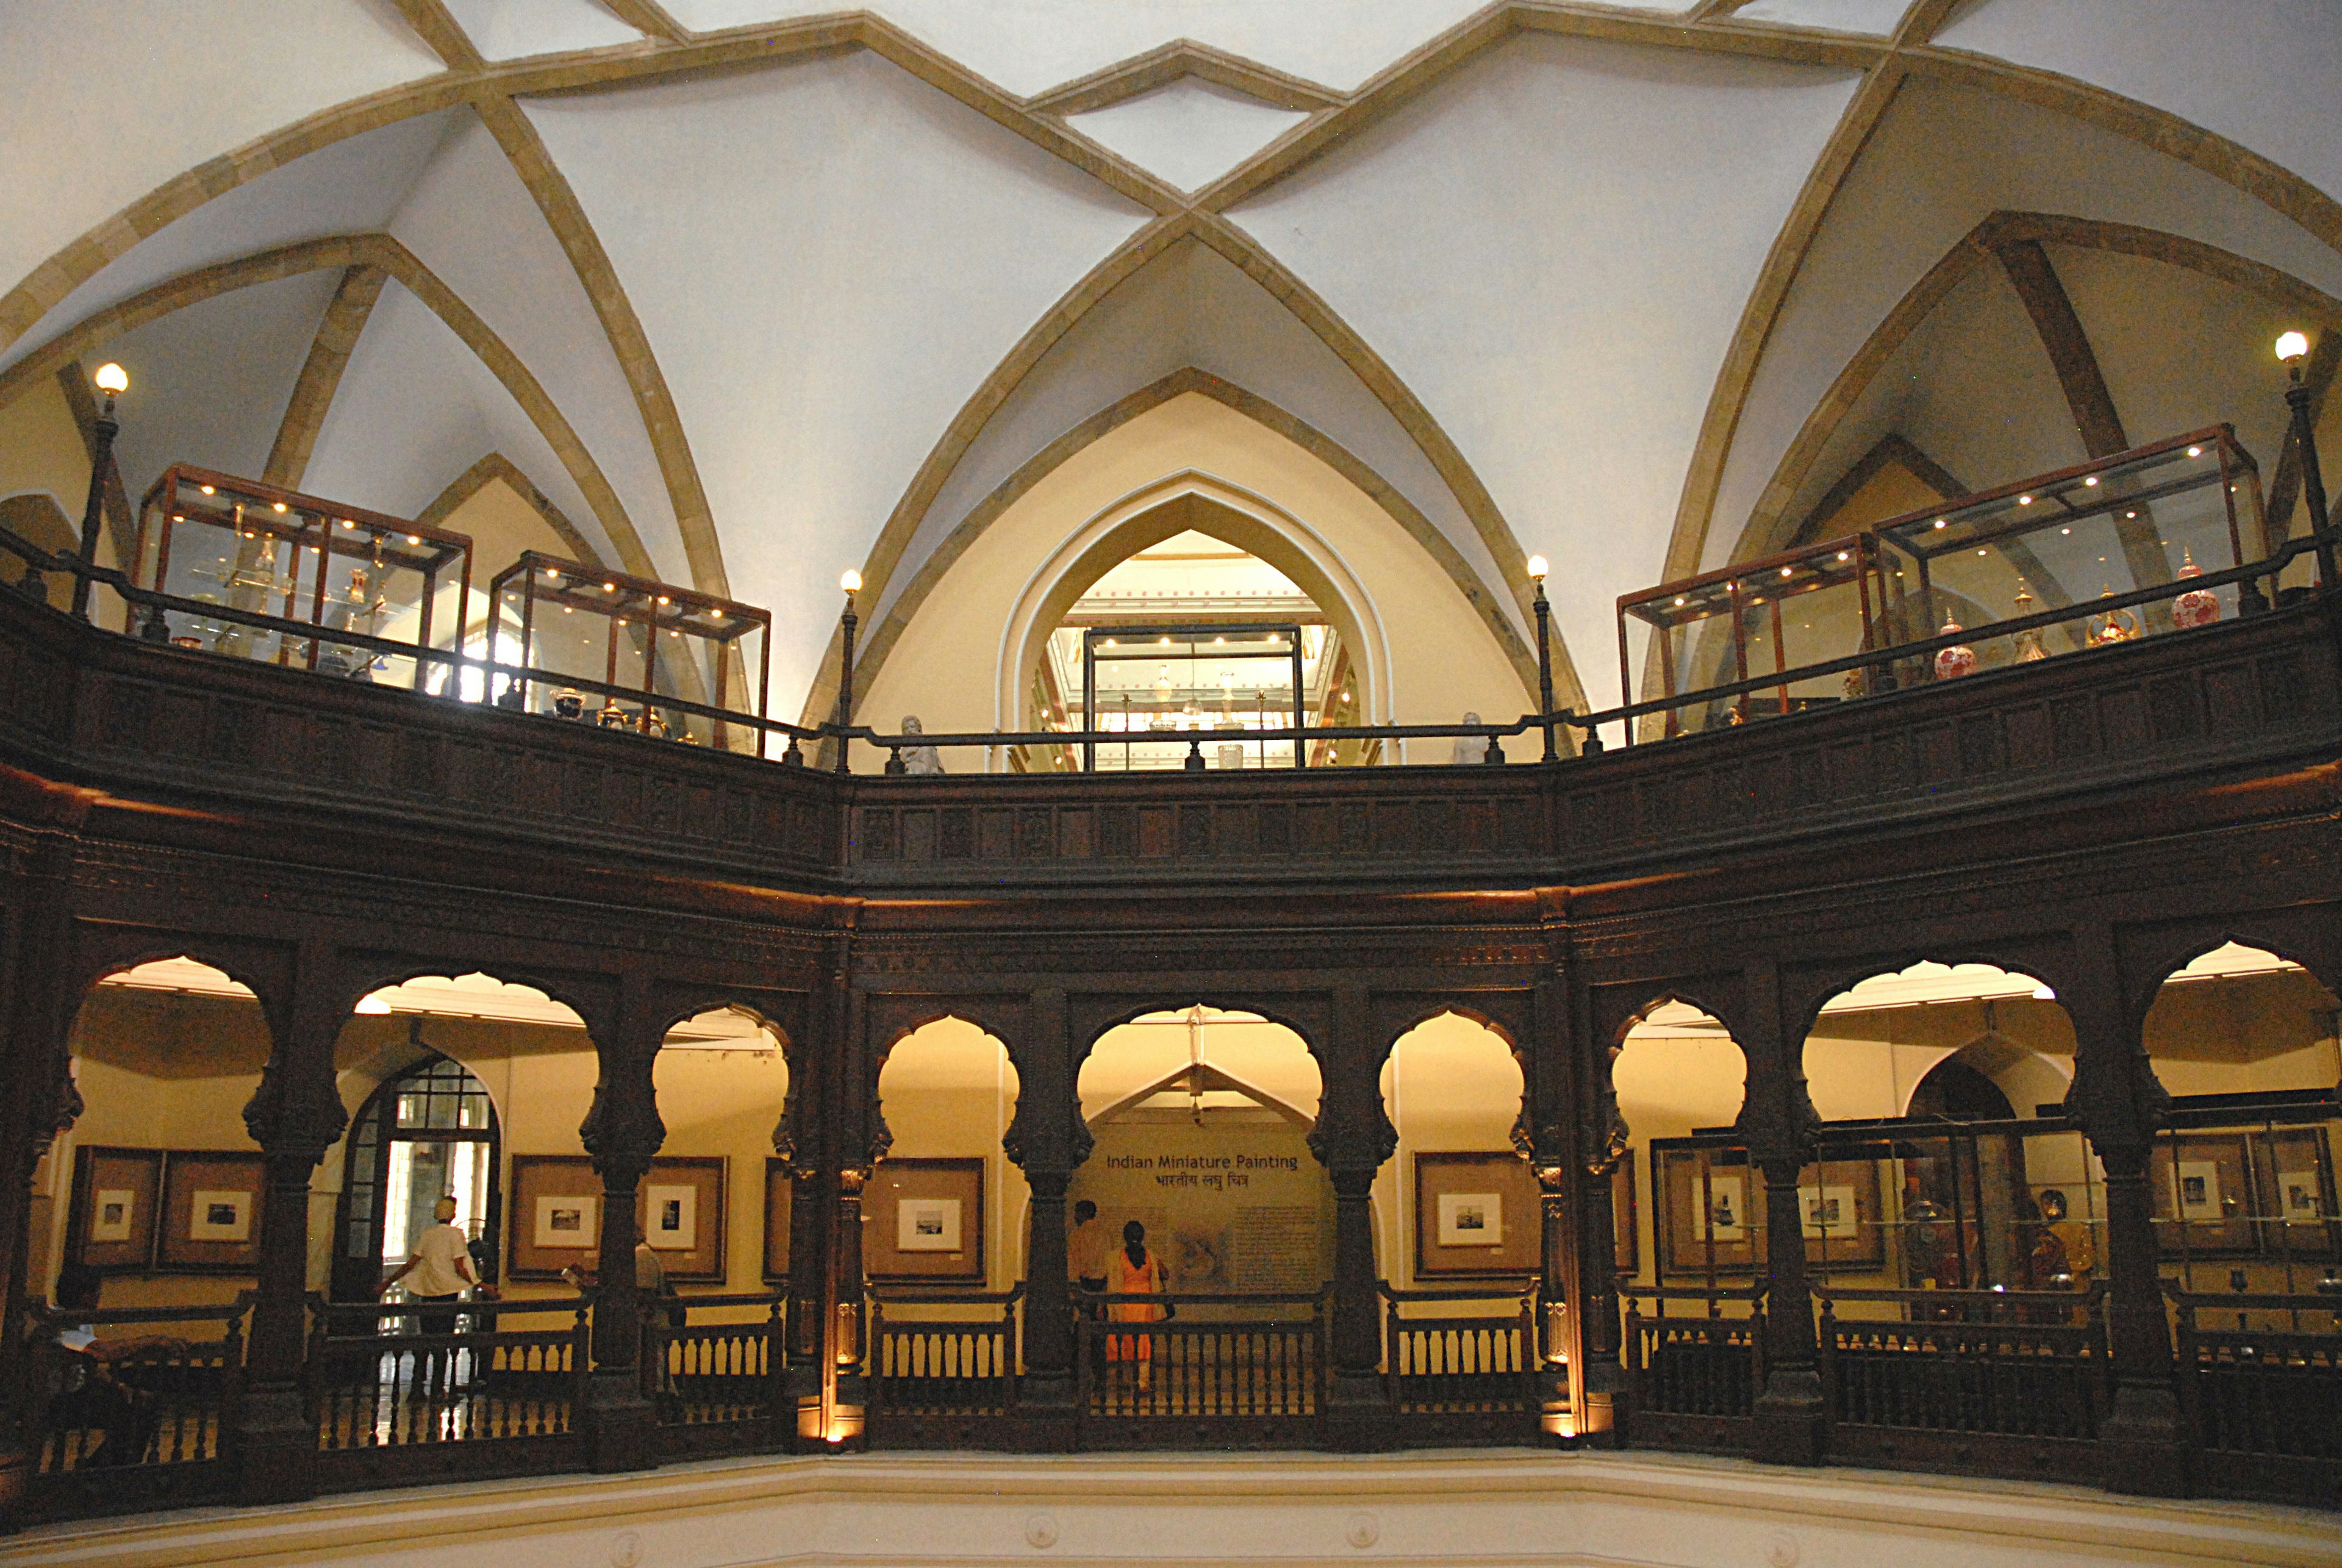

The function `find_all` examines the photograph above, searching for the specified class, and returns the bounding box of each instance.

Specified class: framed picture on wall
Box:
[1611,1150,1638,1277]
[68,1147,163,1273]
[2150,1134,2255,1257]
[1797,1156,1885,1272]
[156,1151,266,1273]
[2260,1127,2338,1259]
[1413,1151,1539,1279]
[865,1158,984,1283]
[642,1156,726,1284]
[764,1158,795,1283]
[1653,1142,1756,1279]
[507,1156,602,1280]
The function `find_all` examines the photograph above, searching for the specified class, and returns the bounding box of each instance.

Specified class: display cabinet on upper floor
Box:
[1871,426,2267,679]
[132,465,473,688]
[1617,534,1882,737]
[485,551,771,752]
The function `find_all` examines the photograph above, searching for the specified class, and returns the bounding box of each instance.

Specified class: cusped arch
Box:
[1072,997,1328,1084]
[870,1010,1025,1165]
[2123,926,2342,1034]
[71,937,289,1039]
[343,963,607,1044]
[1789,947,2074,1047]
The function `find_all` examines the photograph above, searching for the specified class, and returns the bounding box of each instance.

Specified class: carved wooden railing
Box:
[1816,1287,2108,1478]
[1075,1291,1326,1439]
[308,1297,589,1478]
[19,1295,251,1520]
[1622,1286,1764,1449]
[643,1292,788,1453]
[2171,1286,2342,1506]
[868,1287,1022,1423]
[1381,1286,1538,1416]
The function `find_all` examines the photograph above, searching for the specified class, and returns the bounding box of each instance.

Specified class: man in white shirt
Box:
[379,1196,481,1343]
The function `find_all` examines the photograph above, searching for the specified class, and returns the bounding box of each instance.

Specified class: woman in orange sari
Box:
[1107,1220,1167,1392]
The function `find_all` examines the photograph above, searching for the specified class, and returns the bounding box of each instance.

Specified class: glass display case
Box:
[1071,622,1312,771]
[1617,535,1882,737]
[132,465,472,688]
[485,551,771,752]
[1871,426,2266,678]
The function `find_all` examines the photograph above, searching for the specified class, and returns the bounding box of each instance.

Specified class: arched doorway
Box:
[330,1044,500,1303]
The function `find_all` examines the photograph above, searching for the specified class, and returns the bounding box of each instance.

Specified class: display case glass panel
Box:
[1617,536,1880,737]
[486,551,772,753]
[1871,426,2265,676]
[133,465,471,689]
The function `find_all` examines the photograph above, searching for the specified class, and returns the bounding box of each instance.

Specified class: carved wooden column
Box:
[235,938,349,1504]
[1316,982,1395,1441]
[579,976,664,1473]
[2064,923,2186,1496]
[0,831,82,1509]
[1013,986,1081,1409]
[1741,960,1827,1466]
[826,979,873,1440]
[772,1046,826,1443]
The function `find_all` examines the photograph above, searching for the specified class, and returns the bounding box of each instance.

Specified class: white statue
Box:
[900,715,944,775]
[1453,712,1484,765]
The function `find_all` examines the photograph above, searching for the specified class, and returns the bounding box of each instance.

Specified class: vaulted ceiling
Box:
[4,0,2338,714]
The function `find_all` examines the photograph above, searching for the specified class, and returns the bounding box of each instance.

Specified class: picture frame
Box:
[1655,1143,1757,1279]
[2258,1127,2338,1260]
[865,1157,984,1283]
[1799,1156,1885,1272]
[641,1156,726,1283]
[506,1155,728,1282]
[506,1156,603,1280]
[764,1158,795,1283]
[156,1151,267,1273]
[1413,1151,1539,1280]
[67,1147,163,1273]
[2150,1133,2255,1257]
[1612,1150,1639,1276]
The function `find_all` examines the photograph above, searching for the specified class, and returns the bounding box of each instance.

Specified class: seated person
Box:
[45,1264,181,1468]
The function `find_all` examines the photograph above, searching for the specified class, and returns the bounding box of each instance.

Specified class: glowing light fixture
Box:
[199,485,215,496]
[1525,554,1549,582]
[2276,330,2310,362]
[839,568,862,593]
[2018,495,2033,506]
[92,363,128,395]
[2187,446,2203,458]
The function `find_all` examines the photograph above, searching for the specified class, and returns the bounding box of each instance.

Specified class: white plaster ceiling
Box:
[888,240,1500,634]
[92,271,343,504]
[301,280,614,565]
[385,108,684,581]
[1230,33,1863,708]
[1703,74,2342,573]
[1066,81,1312,195]
[0,111,459,379]
[523,51,1153,697]
[439,0,643,59]
[0,0,440,315]
[4,1,2342,728]
[658,0,1531,96]
[1935,0,2342,217]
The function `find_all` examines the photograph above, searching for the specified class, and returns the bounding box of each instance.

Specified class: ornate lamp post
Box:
[2277,331,2335,593]
[834,568,861,774]
[1527,554,1556,761]
[70,362,127,620]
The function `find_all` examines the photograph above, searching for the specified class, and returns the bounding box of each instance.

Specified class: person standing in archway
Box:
[1108,1220,1167,1395]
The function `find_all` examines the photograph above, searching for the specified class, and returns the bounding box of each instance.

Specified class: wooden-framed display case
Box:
[1617,534,1881,738]
[1870,426,2266,673]
[133,465,471,686]
[486,551,771,752]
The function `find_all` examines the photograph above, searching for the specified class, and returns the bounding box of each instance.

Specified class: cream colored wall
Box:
[878,1019,1027,1294]
[858,393,1529,767]
[0,377,91,522]
[1379,1014,1524,1295]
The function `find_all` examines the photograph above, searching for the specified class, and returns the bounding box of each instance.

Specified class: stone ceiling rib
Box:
[1030,41,1343,116]
[0,232,654,576]
[476,94,720,594]
[265,263,390,489]
[592,0,688,45]
[389,0,488,69]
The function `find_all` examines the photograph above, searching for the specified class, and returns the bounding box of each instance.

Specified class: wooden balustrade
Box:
[19,1297,251,1521]
[1381,1288,1538,1413]
[868,1287,1023,1436]
[1074,1292,1325,1446]
[643,1293,790,1456]
[1622,1287,1763,1453]
[2171,1287,2342,1507]
[307,1298,589,1486]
